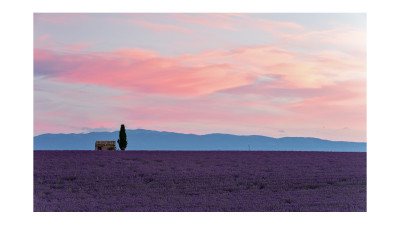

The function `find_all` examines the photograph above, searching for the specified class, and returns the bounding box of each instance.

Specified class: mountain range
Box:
[34,129,366,152]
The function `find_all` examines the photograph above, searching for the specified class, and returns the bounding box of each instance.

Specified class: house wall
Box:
[95,141,116,150]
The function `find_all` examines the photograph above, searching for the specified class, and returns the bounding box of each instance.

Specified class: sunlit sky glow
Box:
[34,13,366,142]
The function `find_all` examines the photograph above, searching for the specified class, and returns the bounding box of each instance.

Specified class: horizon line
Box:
[34,128,367,143]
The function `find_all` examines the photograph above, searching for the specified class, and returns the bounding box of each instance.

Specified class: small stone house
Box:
[95,141,116,151]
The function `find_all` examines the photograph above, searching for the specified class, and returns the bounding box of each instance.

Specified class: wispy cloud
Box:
[34,39,365,96]
[34,35,94,53]
[34,48,254,96]
[33,13,366,141]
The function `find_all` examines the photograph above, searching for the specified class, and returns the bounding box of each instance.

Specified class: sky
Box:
[34,13,366,142]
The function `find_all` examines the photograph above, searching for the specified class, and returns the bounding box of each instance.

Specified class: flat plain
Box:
[34,151,366,212]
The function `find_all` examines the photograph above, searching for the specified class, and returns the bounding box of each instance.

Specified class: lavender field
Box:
[34,151,366,212]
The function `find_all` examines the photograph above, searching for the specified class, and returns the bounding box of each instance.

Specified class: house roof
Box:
[95,141,116,145]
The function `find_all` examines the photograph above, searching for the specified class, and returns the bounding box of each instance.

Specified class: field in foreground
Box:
[34,151,366,212]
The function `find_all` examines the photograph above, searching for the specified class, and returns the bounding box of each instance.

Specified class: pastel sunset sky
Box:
[34,13,366,142]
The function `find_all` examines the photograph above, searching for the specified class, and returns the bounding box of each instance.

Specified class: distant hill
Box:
[34,129,366,152]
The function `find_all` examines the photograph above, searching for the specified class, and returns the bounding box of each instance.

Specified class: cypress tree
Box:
[117,124,127,151]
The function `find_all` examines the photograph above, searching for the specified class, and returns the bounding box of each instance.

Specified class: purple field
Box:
[34,151,366,212]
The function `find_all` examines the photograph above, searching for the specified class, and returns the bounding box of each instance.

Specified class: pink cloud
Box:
[105,80,365,141]
[35,39,365,97]
[278,27,366,51]
[35,119,119,136]
[266,63,335,88]
[34,35,94,53]
[34,121,70,136]
[34,48,255,97]
[34,49,53,60]
[212,76,366,138]
[37,35,50,42]
[34,14,366,141]
[111,95,293,131]
[178,45,365,89]
[280,79,366,129]
[113,48,158,60]
[35,71,366,141]
[255,19,303,30]
[64,42,94,51]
